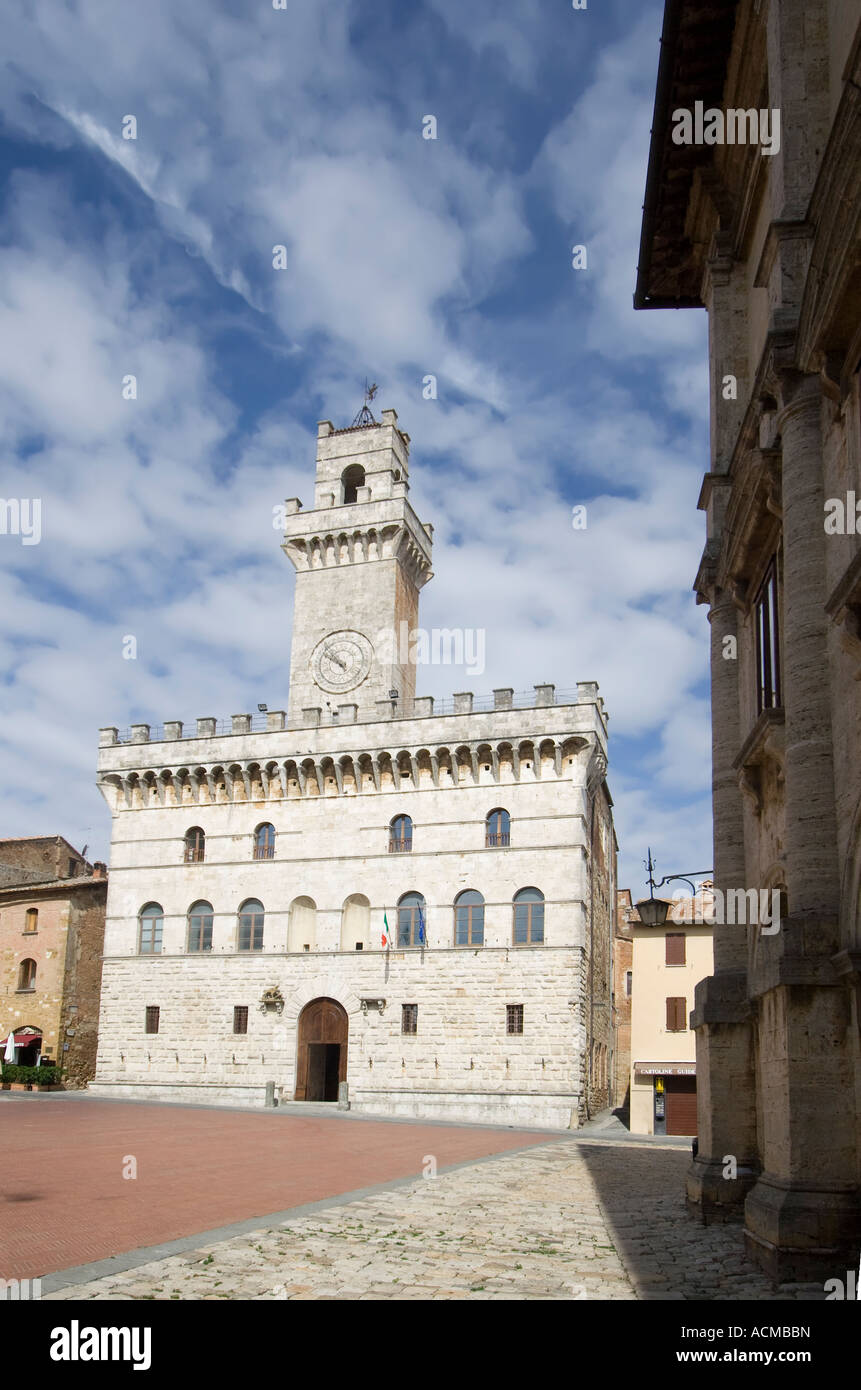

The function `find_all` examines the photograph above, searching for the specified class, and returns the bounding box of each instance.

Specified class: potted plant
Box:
[35,1065,62,1091]
[2,1064,31,1091]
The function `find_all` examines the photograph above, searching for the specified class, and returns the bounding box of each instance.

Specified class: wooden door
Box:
[665,1076,698,1135]
[295,998,348,1101]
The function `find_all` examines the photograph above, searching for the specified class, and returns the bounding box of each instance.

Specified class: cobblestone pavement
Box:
[0,1096,554,1279]
[44,1139,825,1301]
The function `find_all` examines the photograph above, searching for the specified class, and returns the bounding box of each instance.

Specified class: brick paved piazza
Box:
[1,1096,825,1300]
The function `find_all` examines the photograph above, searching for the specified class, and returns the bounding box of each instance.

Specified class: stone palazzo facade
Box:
[0,837,107,1085]
[636,0,861,1277]
[91,409,616,1128]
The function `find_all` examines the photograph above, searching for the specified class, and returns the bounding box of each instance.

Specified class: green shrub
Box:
[1,1063,60,1085]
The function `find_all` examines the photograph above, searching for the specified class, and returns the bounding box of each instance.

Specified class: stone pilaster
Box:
[778,376,839,918]
[743,373,858,1280]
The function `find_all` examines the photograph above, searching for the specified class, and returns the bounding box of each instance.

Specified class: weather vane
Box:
[351,379,379,427]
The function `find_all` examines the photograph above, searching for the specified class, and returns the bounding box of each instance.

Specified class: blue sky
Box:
[0,0,712,893]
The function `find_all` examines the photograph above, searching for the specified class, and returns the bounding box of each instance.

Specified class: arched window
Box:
[513,887,544,945]
[253,823,275,860]
[397,891,426,948]
[17,959,36,991]
[340,894,370,951]
[389,814,412,853]
[184,827,205,863]
[238,899,264,952]
[288,896,316,952]
[187,901,213,953]
[486,808,510,848]
[139,903,163,954]
[342,463,365,504]
[454,890,484,947]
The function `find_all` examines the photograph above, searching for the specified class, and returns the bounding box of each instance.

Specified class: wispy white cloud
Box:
[0,0,711,891]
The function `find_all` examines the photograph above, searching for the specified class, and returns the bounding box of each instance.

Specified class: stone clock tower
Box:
[281,407,434,725]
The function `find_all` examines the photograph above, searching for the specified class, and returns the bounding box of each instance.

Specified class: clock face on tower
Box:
[310,630,374,694]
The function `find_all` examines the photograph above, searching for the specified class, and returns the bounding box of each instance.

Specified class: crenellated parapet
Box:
[97,731,602,813]
[97,683,609,814]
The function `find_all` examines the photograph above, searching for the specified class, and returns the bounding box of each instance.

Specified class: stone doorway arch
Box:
[295,997,348,1102]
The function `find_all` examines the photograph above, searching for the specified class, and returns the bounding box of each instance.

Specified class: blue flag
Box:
[418,903,427,945]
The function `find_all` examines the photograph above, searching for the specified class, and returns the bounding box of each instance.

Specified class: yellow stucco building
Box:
[630,887,714,1136]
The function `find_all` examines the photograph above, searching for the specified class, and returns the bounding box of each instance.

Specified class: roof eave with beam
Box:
[634,0,740,311]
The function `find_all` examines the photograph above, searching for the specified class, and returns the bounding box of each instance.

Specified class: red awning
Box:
[11,1033,41,1047]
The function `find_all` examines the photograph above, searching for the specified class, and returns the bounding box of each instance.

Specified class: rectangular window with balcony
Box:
[755,558,782,713]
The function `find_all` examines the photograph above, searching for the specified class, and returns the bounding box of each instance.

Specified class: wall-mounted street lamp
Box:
[635,847,713,927]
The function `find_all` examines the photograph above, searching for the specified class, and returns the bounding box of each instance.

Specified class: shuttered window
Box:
[666,933,686,966]
[666,997,687,1032]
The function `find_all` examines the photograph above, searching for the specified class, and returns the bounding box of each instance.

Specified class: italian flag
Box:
[382,910,392,949]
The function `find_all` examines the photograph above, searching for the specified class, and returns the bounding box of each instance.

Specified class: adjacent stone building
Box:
[636,0,861,1276]
[0,837,107,1085]
[91,407,617,1128]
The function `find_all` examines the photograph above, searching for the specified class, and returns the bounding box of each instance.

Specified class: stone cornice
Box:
[697,470,733,514]
[752,219,812,292]
[732,707,785,816]
[748,924,842,999]
[695,328,824,607]
[715,448,782,599]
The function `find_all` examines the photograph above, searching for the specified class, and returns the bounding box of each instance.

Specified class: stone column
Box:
[687,250,763,1223]
[687,586,759,1221]
[743,372,857,1280]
